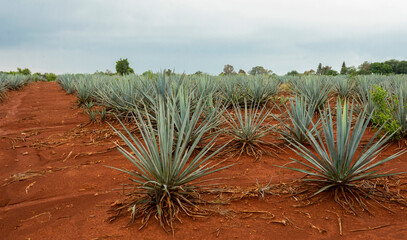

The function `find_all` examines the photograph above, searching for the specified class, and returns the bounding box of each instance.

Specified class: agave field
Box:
[0,74,36,101]
[1,73,407,239]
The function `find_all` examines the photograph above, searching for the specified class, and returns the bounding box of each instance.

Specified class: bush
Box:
[371,85,402,140]
[17,67,31,75]
[46,73,57,82]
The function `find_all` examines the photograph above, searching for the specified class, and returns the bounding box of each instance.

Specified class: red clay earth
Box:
[1,81,407,240]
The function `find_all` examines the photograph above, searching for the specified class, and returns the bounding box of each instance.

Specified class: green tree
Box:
[321,66,332,75]
[384,59,398,73]
[286,70,299,76]
[115,58,134,75]
[45,73,57,81]
[325,69,339,76]
[370,62,393,75]
[340,61,347,75]
[223,64,235,75]
[248,66,271,75]
[194,71,203,75]
[396,61,407,74]
[346,66,357,76]
[316,63,323,75]
[238,69,246,75]
[358,61,371,75]
[17,67,31,75]
[303,69,315,75]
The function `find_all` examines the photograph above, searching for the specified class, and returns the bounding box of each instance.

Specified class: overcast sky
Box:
[1,0,407,75]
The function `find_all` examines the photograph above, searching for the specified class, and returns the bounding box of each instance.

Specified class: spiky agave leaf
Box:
[4,74,31,90]
[224,99,275,159]
[273,95,319,143]
[389,86,407,138]
[281,99,406,212]
[291,76,332,110]
[108,94,230,231]
[333,76,355,99]
[57,74,77,94]
[219,76,246,106]
[355,90,376,118]
[0,74,7,101]
[245,76,281,105]
[94,76,141,118]
[173,89,224,149]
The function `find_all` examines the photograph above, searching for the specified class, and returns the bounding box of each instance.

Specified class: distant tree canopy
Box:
[316,63,323,75]
[325,69,339,76]
[358,61,371,75]
[384,59,407,74]
[222,64,236,75]
[94,69,114,76]
[17,67,31,75]
[316,64,338,76]
[303,69,315,75]
[7,68,31,75]
[248,66,271,75]
[314,59,407,76]
[346,66,357,76]
[238,69,246,75]
[340,61,347,75]
[115,58,134,75]
[286,70,299,76]
[370,62,393,75]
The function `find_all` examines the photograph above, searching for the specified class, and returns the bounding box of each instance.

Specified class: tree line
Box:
[287,59,407,76]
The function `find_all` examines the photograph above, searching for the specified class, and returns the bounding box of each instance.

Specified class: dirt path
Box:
[1,82,407,240]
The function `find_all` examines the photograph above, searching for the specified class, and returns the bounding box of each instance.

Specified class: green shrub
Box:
[371,85,402,140]
[46,73,57,82]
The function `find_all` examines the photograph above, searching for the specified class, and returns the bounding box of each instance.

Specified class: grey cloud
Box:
[1,0,407,74]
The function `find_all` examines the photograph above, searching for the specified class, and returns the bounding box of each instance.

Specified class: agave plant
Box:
[273,96,318,143]
[219,76,246,106]
[5,74,31,90]
[173,89,224,149]
[94,76,141,117]
[108,95,230,231]
[0,85,6,101]
[355,91,376,119]
[333,77,355,99]
[57,74,77,94]
[74,76,97,105]
[389,86,407,138]
[282,99,406,213]
[223,99,274,159]
[291,76,332,110]
[0,75,6,101]
[245,76,281,105]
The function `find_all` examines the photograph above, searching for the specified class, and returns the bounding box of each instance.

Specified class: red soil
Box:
[1,81,407,240]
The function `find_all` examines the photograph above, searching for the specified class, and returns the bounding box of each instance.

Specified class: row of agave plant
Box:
[0,73,34,101]
[58,73,407,139]
[56,72,407,232]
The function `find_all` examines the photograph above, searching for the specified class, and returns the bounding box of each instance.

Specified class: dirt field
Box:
[1,81,407,239]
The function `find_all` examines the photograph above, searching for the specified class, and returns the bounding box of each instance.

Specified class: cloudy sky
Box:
[1,0,407,75]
